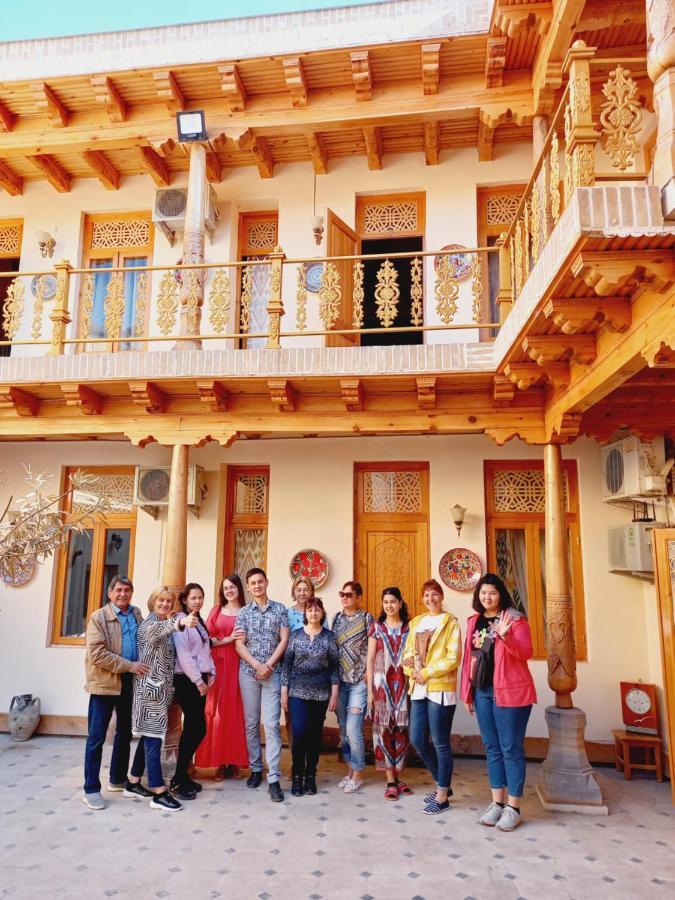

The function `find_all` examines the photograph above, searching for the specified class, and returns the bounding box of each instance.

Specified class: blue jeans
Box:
[130,736,164,789]
[290,697,329,777]
[83,673,144,794]
[239,667,283,784]
[337,680,367,773]
[474,686,532,797]
[409,699,456,791]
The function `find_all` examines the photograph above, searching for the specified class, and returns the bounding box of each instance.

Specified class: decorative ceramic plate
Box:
[0,556,36,588]
[289,548,329,589]
[439,548,482,593]
[31,274,58,301]
[304,262,324,294]
[434,244,472,281]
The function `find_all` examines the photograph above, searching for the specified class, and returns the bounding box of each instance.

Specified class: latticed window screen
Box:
[0,223,22,256]
[492,469,569,513]
[71,472,135,514]
[226,467,269,584]
[485,193,521,227]
[234,474,268,515]
[90,219,151,249]
[362,201,419,234]
[363,471,422,513]
[246,219,277,250]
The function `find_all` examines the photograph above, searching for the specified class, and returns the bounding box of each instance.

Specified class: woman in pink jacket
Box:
[460,573,536,832]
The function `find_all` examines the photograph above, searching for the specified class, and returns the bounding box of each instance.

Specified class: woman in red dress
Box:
[195,573,249,779]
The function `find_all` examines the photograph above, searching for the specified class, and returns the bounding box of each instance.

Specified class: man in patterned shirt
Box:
[235,567,290,802]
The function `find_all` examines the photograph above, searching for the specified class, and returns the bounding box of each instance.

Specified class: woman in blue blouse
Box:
[287,576,314,632]
[281,597,339,797]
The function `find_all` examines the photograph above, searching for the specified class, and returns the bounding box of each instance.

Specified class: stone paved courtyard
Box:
[1,734,674,900]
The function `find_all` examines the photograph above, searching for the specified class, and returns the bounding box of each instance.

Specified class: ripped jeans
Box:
[336,679,367,773]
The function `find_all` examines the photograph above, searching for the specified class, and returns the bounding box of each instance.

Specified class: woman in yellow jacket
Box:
[402,579,462,815]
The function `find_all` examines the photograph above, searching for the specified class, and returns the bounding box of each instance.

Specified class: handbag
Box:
[468,635,494,690]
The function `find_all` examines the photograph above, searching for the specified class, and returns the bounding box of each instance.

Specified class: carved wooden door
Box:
[355,463,430,618]
[325,209,359,347]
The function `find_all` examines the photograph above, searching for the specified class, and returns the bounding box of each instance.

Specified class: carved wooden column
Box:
[562,41,597,196]
[533,115,553,247]
[48,259,72,355]
[161,443,189,774]
[178,142,206,349]
[537,442,606,814]
[647,0,675,218]
[265,245,285,348]
[496,232,512,322]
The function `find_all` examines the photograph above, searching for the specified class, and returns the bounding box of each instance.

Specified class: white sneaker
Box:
[496,805,521,831]
[338,776,351,789]
[344,778,364,794]
[82,792,106,810]
[479,802,504,826]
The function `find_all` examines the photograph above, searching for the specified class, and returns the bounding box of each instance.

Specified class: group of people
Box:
[82,567,536,831]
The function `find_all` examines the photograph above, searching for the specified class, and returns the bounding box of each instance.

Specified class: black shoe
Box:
[169,779,197,801]
[303,775,317,795]
[149,791,183,811]
[187,777,203,793]
[247,771,263,789]
[123,780,153,800]
[269,781,284,802]
[291,776,304,797]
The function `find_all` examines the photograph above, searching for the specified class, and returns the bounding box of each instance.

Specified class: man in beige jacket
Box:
[83,575,150,810]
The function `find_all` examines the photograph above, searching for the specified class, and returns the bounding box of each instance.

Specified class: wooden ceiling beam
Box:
[282,57,308,108]
[494,3,552,39]
[32,82,69,127]
[492,375,516,406]
[363,126,382,170]
[416,377,437,410]
[81,150,120,190]
[505,361,570,390]
[91,76,128,123]
[219,64,246,113]
[350,50,373,101]
[238,129,273,178]
[205,151,223,183]
[340,379,363,412]
[423,121,439,166]
[60,384,103,415]
[152,70,185,114]
[522,333,597,366]
[477,110,495,162]
[421,43,441,95]
[306,131,328,175]
[0,101,16,132]
[0,160,23,196]
[139,145,170,186]
[532,0,586,113]
[577,0,644,32]
[0,385,38,417]
[129,381,167,414]
[196,379,228,412]
[29,154,71,192]
[543,297,632,334]
[485,35,507,88]
[268,379,295,412]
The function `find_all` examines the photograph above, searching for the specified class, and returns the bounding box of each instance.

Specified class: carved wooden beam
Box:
[494,4,552,38]
[219,64,246,113]
[238,129,274,179]
[152,70,185,114]
[492,375,515,406]
[29,155,71,192]
[641,339,675,369]
[205,151,223,183]
[532,0,585,113]
[363,126,382,170]
[551,411,583,443]
[81,150,120,191]
[421,43,441,95]
[268,379,295,411]
[416,377,437,410]
[139,145,171,186]
[282,57,308,108]
[340,378,363,411]
[477,110,495,162]
[423,121,439,166]
[129,381,167,414]
[571,251,675,297]
[60,384,103,415]
[0,385,38,417]
[505,361,570,389]
[32,83,68,127]
[91,76,128,123]
[350,50,372,101]
[543,297,631,334]
[485,36,507,88]
[0,160,24,196]
[196,379,228,412]
[578,0,644,32]
[307,131,328,175]
[522,334,597,365]
[0,101,16,132]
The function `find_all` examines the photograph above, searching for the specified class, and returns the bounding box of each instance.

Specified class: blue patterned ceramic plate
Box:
[304,262,324,293]
[434,244,472,281]
[30,274,57,300]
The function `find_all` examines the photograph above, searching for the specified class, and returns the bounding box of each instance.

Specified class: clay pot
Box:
[8,694,41,742]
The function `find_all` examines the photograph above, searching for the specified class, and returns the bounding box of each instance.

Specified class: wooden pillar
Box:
[178,142,207,348]
[647,0,675,217]
[562,41,597,194]
[495,232,512,322]
[544,442,576,708]
[265,245,285,349]
[532,114,552,256]
[48,259,72,355]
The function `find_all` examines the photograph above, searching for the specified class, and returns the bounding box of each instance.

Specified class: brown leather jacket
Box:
[84,601,144,695]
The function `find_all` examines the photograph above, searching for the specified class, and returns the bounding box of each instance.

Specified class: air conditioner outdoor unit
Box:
[608,521,664,572]
[152,185,218,245]
[601,435,666,501]
[133,465,205,510]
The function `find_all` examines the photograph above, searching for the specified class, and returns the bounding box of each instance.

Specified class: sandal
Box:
[384,784,399,800]
[396,780,413,796]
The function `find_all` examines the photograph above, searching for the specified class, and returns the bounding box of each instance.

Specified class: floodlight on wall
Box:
[451,503,467,537]
[175,110,208,142]
[35,230,55,258]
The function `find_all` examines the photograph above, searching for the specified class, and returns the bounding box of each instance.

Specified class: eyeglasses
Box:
[339,591,356,599]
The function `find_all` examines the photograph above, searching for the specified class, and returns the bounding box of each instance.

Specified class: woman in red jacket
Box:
[460,573,536,832]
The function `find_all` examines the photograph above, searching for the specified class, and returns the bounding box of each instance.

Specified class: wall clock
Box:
[620,681,659,735]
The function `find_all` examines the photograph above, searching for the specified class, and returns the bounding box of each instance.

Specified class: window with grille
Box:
[224,466,270,590]
[484,460,586,660]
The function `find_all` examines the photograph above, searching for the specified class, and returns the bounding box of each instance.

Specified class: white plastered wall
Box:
[0,434,660,745]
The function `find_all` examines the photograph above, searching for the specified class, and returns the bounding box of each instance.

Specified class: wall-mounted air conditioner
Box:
[608,521,665,572]
[133,465,206,515]
[152,185,218,245]
[601,436,666,502]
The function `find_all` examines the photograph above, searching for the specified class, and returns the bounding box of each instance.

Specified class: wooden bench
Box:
[613,729,664,782]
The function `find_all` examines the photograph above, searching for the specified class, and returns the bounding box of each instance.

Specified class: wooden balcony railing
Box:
[500,40,648,312]
[0,244,500,356]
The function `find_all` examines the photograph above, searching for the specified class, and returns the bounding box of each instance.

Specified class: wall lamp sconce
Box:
[451,504,467,537]
[312,214,325,245]
[35,230,56,258]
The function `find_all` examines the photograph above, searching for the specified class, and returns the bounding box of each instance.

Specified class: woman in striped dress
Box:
[366,587,411,799]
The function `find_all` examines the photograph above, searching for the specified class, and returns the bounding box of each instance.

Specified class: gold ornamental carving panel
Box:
[485,193,521,227]
[362,201,418,234]
[90,219,151,249]
[246,220,277,251]
[0,224,22,256]
[234,474,268,515]
[71,472,134,514]
[493,469,569,514]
